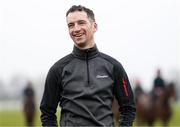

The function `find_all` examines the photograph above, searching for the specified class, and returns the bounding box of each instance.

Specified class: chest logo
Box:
[96,75,108,79]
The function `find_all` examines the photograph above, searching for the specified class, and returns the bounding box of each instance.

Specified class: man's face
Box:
[66,11,97,49]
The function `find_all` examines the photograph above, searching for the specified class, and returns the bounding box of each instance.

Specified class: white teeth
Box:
[74,34,83,37]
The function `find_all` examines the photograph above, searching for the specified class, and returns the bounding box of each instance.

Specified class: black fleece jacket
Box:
[40,45,136,126]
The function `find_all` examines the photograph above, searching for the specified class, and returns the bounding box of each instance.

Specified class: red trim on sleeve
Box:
[122,79,129,97]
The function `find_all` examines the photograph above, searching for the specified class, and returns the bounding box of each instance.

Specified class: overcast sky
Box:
[0,0,179,91]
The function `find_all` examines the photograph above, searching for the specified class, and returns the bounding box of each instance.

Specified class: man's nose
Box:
[74,24,81,32]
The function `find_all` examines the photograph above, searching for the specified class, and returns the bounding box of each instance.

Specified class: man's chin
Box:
[75,42,86,48]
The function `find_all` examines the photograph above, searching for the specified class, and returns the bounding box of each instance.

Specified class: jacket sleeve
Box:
[40,65,62,126]
[113,63,136,126]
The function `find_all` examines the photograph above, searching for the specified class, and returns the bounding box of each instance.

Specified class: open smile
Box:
[73,33,84,37]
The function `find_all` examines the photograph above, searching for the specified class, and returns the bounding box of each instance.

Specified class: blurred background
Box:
[0,0,180,126]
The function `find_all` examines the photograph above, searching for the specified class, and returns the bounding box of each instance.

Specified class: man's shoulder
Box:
[99,52,122,67]
[99,52,127,75]
[52,53,74,69]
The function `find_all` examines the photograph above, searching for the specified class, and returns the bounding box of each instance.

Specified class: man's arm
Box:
[114,63,136,126]
[40,65,62,126]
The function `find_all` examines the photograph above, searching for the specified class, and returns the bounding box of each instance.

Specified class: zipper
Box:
[85,50,90,84]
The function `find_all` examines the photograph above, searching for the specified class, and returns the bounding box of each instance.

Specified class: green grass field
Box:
[0,108,61,126]
[133,104,180,126]
[0,104,180,126]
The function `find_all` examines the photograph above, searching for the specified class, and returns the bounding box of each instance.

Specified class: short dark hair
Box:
[66,5,95,22]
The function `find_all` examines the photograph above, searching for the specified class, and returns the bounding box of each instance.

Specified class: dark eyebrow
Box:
[68,20,87,26]
[78,20,86,22]
[67,22,74,27]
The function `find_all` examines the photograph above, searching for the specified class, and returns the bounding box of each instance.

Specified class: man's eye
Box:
[79,21,86,25]
[68,24,73,28]
[68,25,72,28]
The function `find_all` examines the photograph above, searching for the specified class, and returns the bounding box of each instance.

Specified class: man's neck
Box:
[75,42,95,50]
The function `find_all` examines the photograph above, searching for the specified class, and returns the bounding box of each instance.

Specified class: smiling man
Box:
[40,5,136,126]
[67,10,97,49]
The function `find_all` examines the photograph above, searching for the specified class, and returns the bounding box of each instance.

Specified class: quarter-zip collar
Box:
[72,44,99,60]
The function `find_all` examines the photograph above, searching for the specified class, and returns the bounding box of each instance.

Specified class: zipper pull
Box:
[85,49,89,60]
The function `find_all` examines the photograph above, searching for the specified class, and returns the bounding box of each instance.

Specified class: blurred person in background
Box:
[40,5,135,126]
[23,81,36,126]
[134,79,144,103]
[152,69,165,102]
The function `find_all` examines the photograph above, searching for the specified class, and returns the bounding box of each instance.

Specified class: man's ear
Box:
[93,22,98,32]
